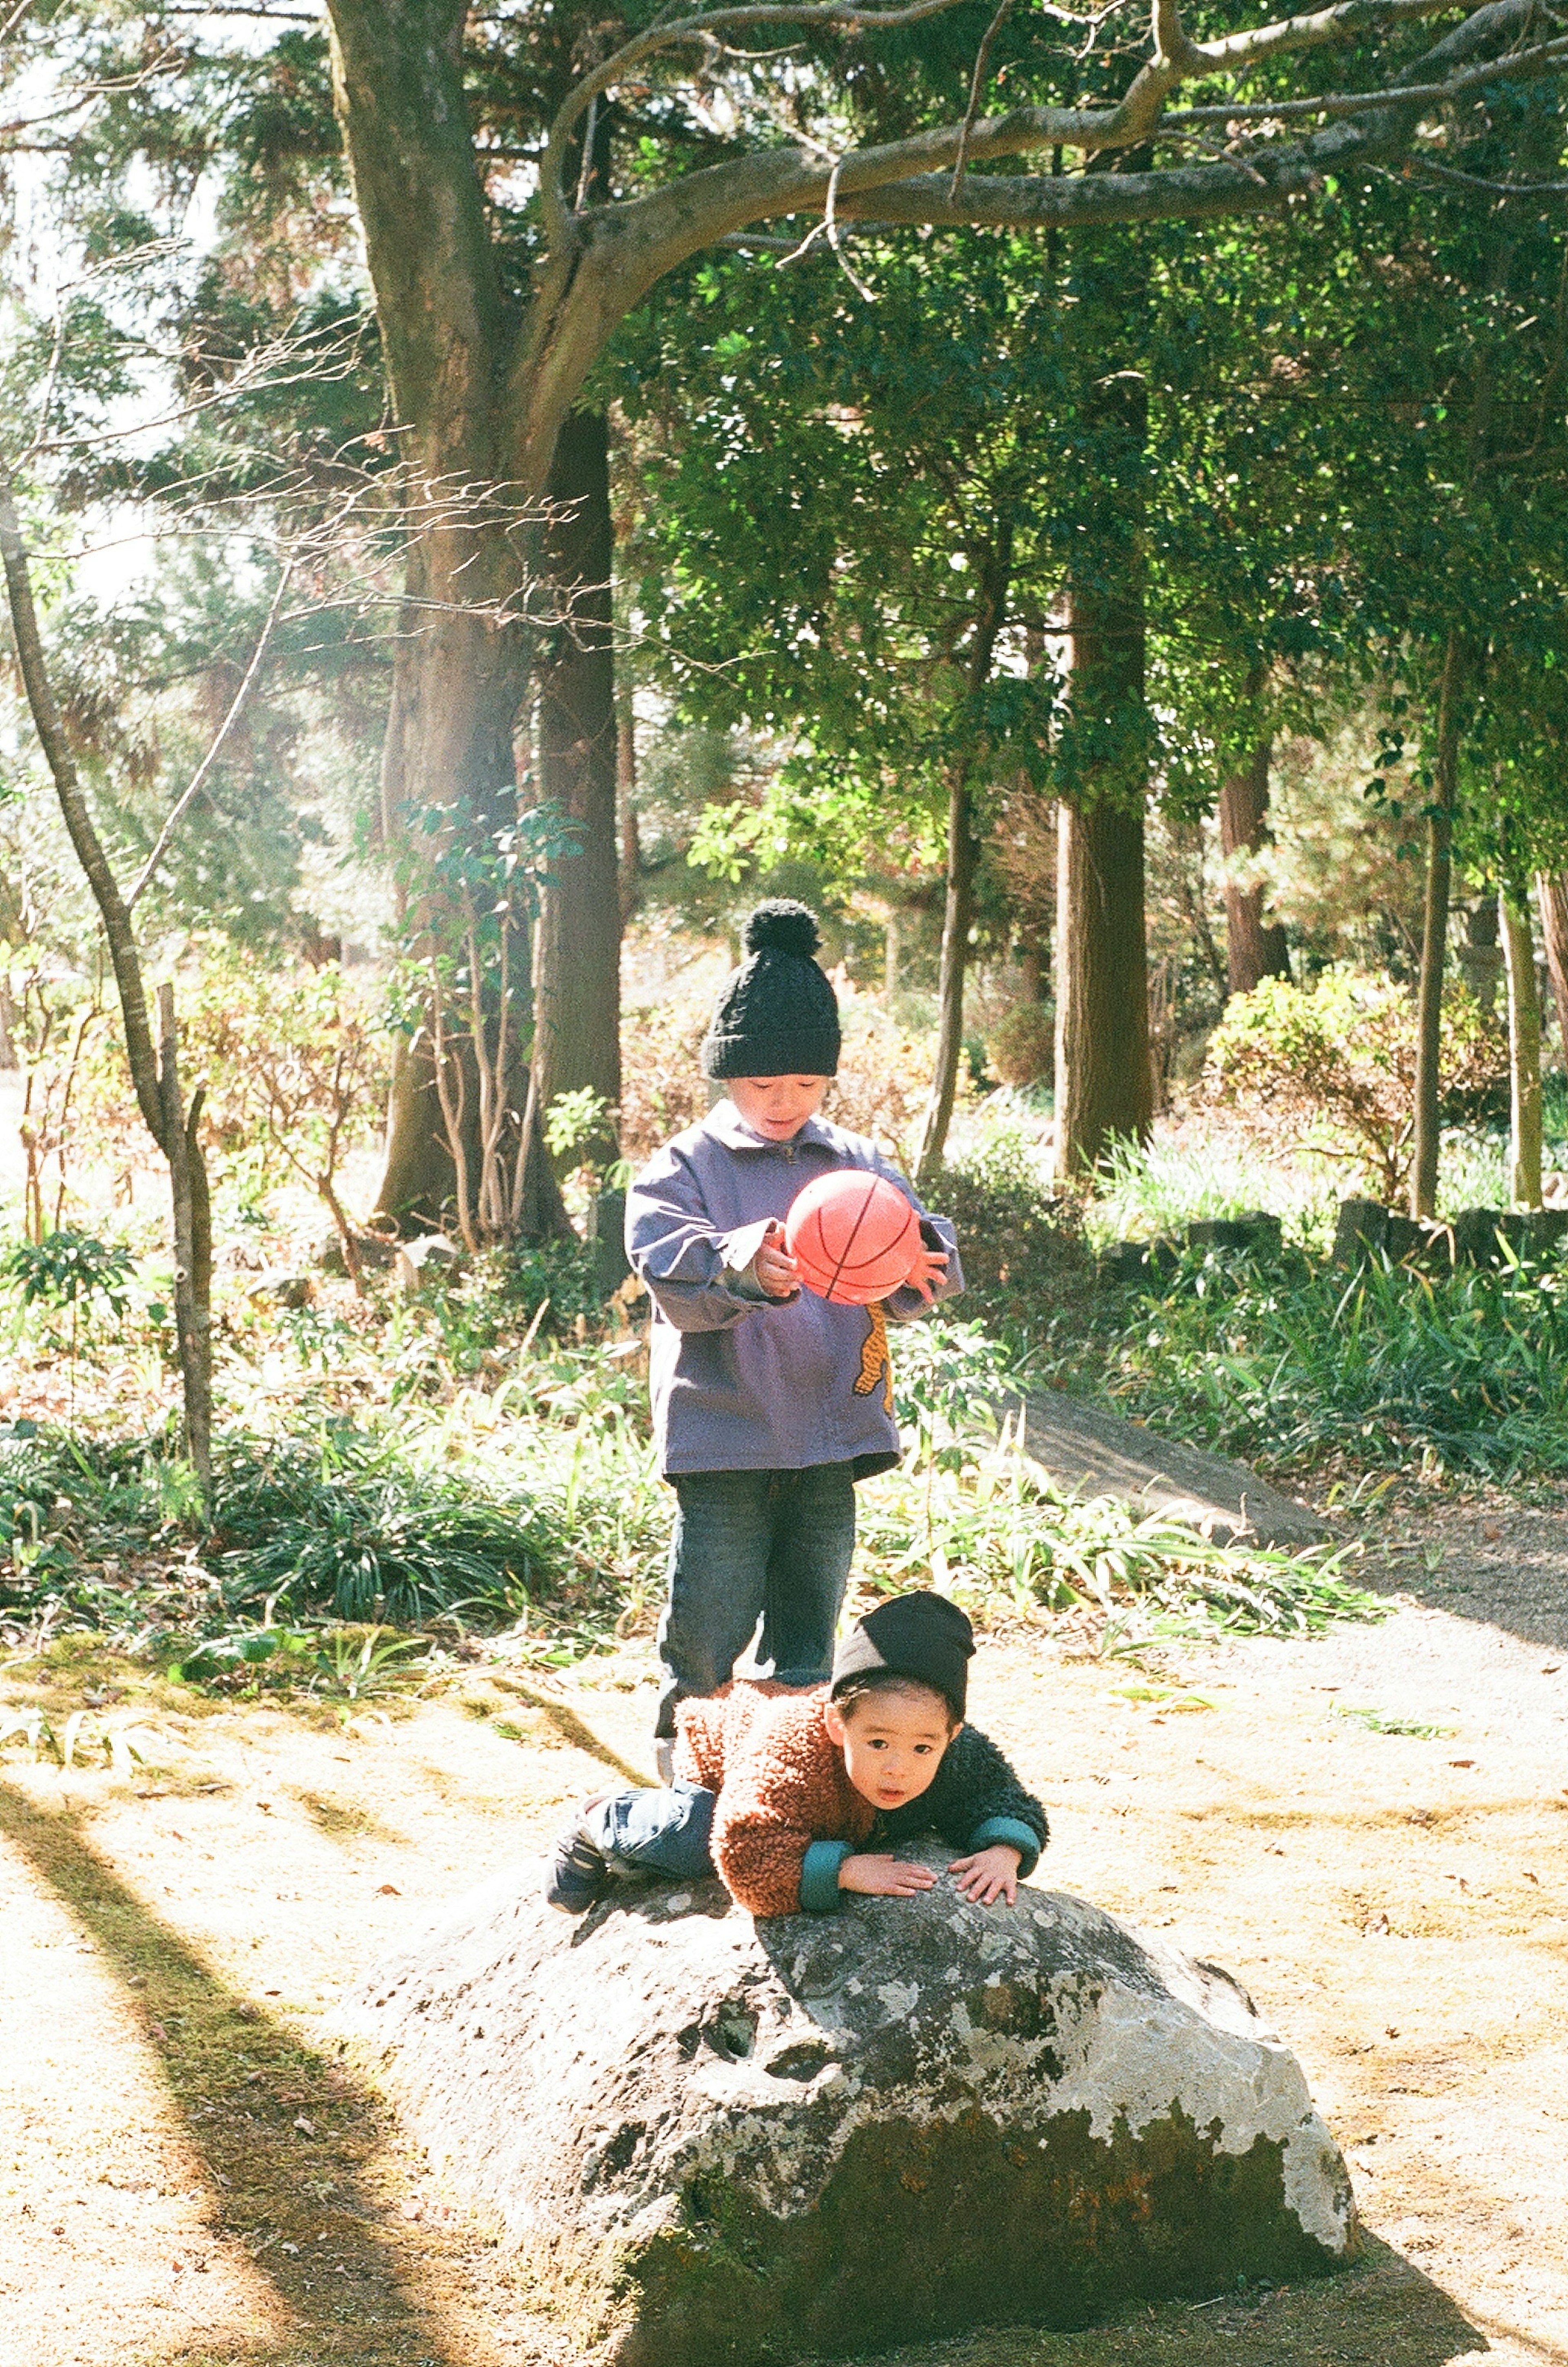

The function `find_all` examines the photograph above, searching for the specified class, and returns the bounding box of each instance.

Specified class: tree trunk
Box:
[618,681,641,925]
[2,476,214,1502]
[1535,870,1568,1060]
[914,525,1013,1181]
[1500,875,1543,1209]
[915,769,979,1181]
[1052,201,1151,1179]
[159,987,213,1494]
[1218,739,1290,998]
[1410,634,1464,1220]
[532,408,622,1165]
[1054,794,1152,1174]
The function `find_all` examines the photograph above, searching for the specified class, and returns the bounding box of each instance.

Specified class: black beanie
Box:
[831,1592,974,1722]
[701,900,842,1081]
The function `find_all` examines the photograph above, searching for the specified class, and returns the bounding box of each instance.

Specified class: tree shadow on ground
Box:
[1352,1493,1568,1655]
[0,1777,541,2367]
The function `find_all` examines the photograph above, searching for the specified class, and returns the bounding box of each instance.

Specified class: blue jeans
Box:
[588,1781,717,1881]
[655,1464,857,1739]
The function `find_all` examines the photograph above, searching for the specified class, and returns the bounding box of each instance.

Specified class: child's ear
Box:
[824,1698,849,1746]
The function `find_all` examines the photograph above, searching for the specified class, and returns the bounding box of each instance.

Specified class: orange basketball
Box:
[785,1170,920,1305]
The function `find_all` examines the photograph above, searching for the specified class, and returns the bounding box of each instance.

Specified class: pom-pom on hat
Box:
[701,898,842,1081]
[831,1591,974,1723]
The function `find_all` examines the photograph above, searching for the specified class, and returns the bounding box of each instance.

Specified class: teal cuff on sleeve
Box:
[967,1816,1041,1879]
[798,1840,853,1914]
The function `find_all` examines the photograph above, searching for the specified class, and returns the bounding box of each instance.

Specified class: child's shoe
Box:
[543,1806,608,1914]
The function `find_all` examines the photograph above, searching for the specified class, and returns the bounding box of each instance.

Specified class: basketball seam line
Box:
[826,1178,901,1303]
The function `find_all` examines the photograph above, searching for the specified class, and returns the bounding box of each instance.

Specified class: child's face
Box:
[728,1075,831,1141]
[824,1686,957,1813]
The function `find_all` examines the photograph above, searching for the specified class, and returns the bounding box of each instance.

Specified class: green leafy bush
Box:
[935,1105,1086,1329]
[1205,969,1507,1201]
[1046,1245,1568,1483]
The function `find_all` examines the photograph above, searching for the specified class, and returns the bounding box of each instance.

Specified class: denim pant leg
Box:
[656,1471,774,1739]
[589,1783,717,1881]
[760,1462,857,1688]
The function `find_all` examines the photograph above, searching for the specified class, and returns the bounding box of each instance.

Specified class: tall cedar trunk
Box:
[159,987,212,1493]
[1054,792,1152,1172]
[1053,441,1151,1171]
[1535,871,1568,1058]
[532,409,622,1163]
[915,525,1013,1180]
[1500,877,1543,1208]
[328,0,535,1231]
[1218,739,1290,998]
[1411,634,1463,1219]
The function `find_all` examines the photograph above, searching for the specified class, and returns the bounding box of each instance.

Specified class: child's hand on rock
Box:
[949,1845,1022,1906]
[838,1853,938,1897]
[753,1226,801,1299]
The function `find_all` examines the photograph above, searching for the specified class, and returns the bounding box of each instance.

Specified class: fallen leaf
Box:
[376,1883,400,1896]
[1448,1759,1476,1768]
[293,2115,316,2136]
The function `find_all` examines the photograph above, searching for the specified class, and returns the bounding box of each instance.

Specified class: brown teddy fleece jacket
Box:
[674,1681,1046,1919]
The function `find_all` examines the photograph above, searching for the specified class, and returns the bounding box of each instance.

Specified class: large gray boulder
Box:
[337,1848,1358,2365]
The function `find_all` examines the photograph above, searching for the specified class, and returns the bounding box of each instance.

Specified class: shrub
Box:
[986,1001,1053,1088]
[1205,968,1507,1202]
[935,1103,1086,1329]
[1042,1244,1568,1484]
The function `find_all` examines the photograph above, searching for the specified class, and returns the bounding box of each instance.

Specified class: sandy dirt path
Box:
[1,1502,1564,2367]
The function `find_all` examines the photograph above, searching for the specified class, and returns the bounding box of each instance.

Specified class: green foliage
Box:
[1206,970,1507,1201]
[1335,1703,1456,1739]
[213,1429,551,1626]
[2,1230,134,1321]
[863,1385,1384,1645]
[1048,1246,1568,1485]
[929,1102,1083,1332]
[1085,1134,1332,1254]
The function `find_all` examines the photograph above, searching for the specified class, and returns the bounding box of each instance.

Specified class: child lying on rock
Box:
[545,1592,1046,1919]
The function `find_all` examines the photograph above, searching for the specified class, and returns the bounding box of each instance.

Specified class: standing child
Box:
[626,900,963,1770]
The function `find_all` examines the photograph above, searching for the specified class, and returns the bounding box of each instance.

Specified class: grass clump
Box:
[859,1411,1385,1647]
[1044,1244,1568,1484]
[0,1395,667,1679]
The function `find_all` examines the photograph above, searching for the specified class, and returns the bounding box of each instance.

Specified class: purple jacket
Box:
[626,1100,963,1479]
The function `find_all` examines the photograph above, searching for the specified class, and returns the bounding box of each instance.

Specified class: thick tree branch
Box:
[539,0,980,245]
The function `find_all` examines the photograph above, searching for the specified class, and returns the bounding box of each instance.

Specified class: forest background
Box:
[1,0,1568,1667]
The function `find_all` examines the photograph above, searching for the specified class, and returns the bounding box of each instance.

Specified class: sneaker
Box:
[544,1812,607,1915]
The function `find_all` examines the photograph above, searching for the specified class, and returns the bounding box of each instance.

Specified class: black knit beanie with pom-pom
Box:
[701,900,842,1080]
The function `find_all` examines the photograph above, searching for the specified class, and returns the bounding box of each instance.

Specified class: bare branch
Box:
[539,0,978,243]
[1413,152,1568,192]
[127,557,297,911]
[1169,32,1568,121]
[951,0,1014,199]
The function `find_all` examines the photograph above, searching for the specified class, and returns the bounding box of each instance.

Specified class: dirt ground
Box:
[2,1492,1566,2367]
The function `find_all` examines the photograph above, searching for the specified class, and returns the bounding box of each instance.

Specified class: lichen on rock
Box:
[336,1845,1358,2365]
